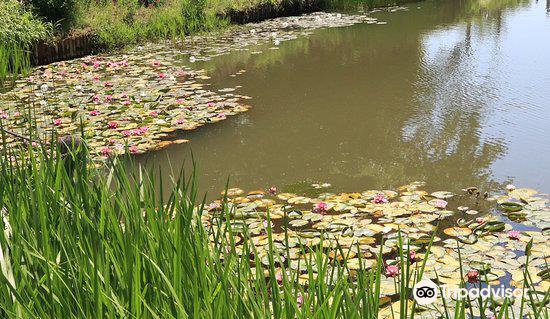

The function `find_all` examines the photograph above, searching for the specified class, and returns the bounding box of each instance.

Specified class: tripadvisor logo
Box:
[413,279,438,305]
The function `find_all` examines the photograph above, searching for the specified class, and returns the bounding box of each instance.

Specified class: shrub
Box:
[27,0,77,27]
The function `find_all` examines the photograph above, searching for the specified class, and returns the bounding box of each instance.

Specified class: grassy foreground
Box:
[0,137,547,318]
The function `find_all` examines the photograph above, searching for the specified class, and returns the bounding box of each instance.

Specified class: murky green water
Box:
[137,0,550,197]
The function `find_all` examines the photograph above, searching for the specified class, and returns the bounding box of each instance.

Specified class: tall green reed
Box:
[0,136,546,318]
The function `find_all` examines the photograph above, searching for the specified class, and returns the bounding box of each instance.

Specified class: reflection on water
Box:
[136,0,550,198]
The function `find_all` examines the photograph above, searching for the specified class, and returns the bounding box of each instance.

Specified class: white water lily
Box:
[189,56,196,63]
[40,84,48,92]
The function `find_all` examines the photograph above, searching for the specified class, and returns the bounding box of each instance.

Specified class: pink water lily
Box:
[296,294,304,308]
[122,130,132,137]
[105,94,113,102]
[176,99,185,104]
[268,186,277,195]
[103,81,113,87]
[0,111,9,120]
[175,119,185,125]
[466,269,479,283]
[506,184,516,191]
[385,265,399,278]
[508,230,521,240]
[92,94,101,103]
[149,111,158,117]
[151,60,161,67]
[313,201,328,213]
[89,110,100,116]
[107,121,119,129]
[373,193,388,204]
[121,100,131,106]
[275,272,283,284]
[409,250,417,263]
[53,119,62,126]
[433,199,448,209]
[100,147,111,156]
[129,145,139,154]
[157,73,167,79]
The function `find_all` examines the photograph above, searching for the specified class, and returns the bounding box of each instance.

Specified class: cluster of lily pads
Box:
[202,182,549,317]
[0,9,406,159]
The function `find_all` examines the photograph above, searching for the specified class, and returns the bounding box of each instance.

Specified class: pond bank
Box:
[30,0,398,66]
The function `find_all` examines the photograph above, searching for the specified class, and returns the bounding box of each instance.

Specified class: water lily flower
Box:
[157,73,166,79]
[296,294,303,308]
[313,201,328,213]
[209,202,221,210]
[508,230,521,240]
[92,76,100,82]
[433,199,448,209]
[189,56,196,63]
[268,186,277,195]
[129,145,139,154]
[476,217,485,224]
[93,62,101,69]
[89,110,100,116]
[122,130,132,137]
[40,84,49,92]
[506,184,516,191]
[121,100,131,106]
[216,113,227,119]
[75,85,83,91]
[0,111,9,119]
[176,99,185,104]
[373,193,388,204]
[53,119,62,126]
[100,147,111,156]
[105,94,113,102]
[81,63,88,69]
[385,265,399,278]
[107,121,119,129]
[151,60,161,67]
[149,111,158,117]
[134,127,148,135]
[92,94,101,103]
[275,272,283,284]
[107,139,116,145]
[175,119,185,125]
[103,81,113,87]
[466,269,479,283]
[409,250,417,263]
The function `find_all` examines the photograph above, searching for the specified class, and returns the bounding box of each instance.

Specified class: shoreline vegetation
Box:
[0,142,547,318]
[0,0,405,86]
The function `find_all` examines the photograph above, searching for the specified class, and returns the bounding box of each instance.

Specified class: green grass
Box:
[74,0,226,49]
[0,132,547,318]
[0,0,52,87]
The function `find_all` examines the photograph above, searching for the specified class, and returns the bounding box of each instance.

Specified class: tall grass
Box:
[0,134,547,318]
[0,0,52,87]
[76,0,225,49]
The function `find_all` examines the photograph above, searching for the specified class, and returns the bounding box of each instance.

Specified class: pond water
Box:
[136,0,550,198]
